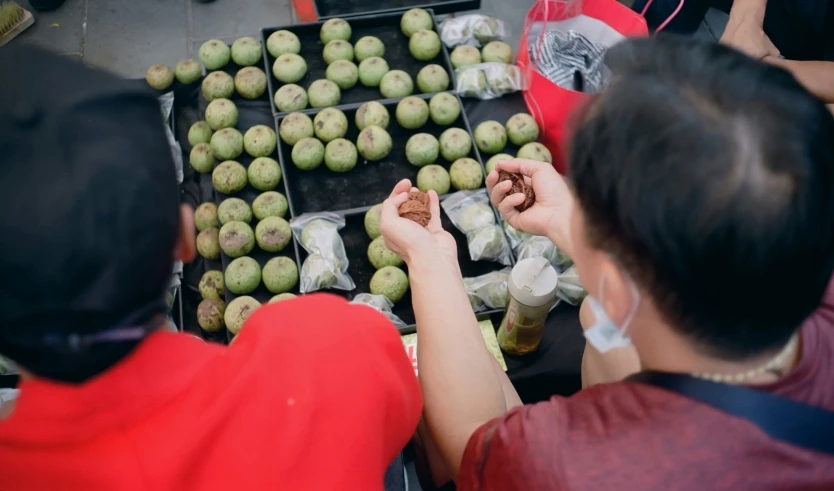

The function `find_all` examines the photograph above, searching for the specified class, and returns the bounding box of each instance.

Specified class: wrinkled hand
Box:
[720,16,779,60]
[380,179,458,268]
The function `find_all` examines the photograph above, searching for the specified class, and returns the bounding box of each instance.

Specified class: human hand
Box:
[720,15,779,60]
[380,179,458,268]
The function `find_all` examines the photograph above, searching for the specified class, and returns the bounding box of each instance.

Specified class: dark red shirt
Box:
[460,286,834,490]
[0,294,422,490]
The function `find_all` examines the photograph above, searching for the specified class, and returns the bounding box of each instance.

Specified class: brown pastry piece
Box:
[399,191,431,227]
[498,170,536,212]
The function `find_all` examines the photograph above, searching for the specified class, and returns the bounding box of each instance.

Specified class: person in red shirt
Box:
[379,37,834,490]
[0,45,421,491]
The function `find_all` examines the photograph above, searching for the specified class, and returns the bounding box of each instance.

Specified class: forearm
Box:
[728,0,767,25]
[410,253,511,477]
[765,58,834,103]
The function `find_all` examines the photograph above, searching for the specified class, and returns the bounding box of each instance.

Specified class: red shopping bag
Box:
[517,0,648,175]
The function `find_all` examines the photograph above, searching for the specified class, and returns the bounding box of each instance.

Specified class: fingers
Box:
[388,179,412,200]
[380,191,410,230]
[764,34,780,58]
[489,179,513,207]
[497,158,552,179]
[497,193,526,219]
[485,169,499,193]
[426,190,443,233]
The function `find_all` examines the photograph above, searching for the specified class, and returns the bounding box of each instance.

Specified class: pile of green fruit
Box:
[466,113,551,173]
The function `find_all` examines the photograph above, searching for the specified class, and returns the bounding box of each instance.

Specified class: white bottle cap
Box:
[508,257,560,307]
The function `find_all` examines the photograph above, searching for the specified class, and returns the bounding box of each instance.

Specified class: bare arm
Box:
[764,57,834,103]
[720,0,779,60]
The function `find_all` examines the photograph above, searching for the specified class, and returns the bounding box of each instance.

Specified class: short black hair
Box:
[570,37,834,360]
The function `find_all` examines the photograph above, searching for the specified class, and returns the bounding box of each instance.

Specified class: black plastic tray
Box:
[462,92,535,162]
[276,92,485,217]
[262,10,455,117]
[314,0,480,19]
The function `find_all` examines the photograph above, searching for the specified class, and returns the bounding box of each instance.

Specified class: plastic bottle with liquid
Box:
[498,256,560,355]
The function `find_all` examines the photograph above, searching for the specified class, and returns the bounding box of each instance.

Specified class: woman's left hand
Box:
[379,179,458,269]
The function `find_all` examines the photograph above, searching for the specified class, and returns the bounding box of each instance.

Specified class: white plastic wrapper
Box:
[558,264,588,305]
[0,355,18,376]
[290,213,356,293]
[464,268,511,312]
[442,190,513,266]
[456,63,527,100]
[350,293,407,330]
[0,389,19,405]
[158,92,183,183]
[517,235,573,272]
[440,14,511,48]
[503,221,533,252]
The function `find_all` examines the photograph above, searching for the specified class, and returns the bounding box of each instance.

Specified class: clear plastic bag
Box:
[464,268,511,312]
[503,221,533,252]
[158,92,183,183]
[440,14,511,48]
[557,264,588,305]
[0,355,18,376]
[0,388,19,405]
[350,293,407,330]
[442,190,513,265]
[290,213,356,293]
[517,235,573,272]
[456,63,527,100]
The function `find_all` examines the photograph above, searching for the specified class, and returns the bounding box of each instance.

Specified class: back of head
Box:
[0,45,179,382]
[570,37,834,360]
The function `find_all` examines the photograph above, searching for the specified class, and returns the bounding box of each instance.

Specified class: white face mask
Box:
[583,274,640,353]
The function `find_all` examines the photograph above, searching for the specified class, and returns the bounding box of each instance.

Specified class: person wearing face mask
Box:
[379,36,834,490]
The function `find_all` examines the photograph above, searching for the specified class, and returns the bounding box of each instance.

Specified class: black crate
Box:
[314,0,480,20]
[463,92,536,164]
[261,10,455,117]
[276,92,485,217]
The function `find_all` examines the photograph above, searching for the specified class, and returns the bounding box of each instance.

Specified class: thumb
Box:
[764,34,780,58]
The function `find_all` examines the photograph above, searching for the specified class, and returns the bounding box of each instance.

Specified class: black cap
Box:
[0,45,180,380]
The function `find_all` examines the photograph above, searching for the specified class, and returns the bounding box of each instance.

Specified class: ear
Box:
[596,256,636,326]
[176,204,197,263]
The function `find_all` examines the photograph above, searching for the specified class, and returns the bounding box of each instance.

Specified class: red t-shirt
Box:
[0,294,422,491]
[460,285,834,490]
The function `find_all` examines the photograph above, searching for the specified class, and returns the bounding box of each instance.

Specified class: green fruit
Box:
[279,112,314,145]
[320,18,352,44]
[255,216,292,252]
[428,92,461,126]
[198,298,226,332]
[217,197,252,224]
[401,8,433,37]
[231,36,262,66]
[199,270,225,300]
[202,71,234,101]
[225,296,261,334]
[354,36,385,62]
[273,53,307,83]
[175,59,201,84]
[270,292,297,303]
[252,191,288,220]
[188,121,213,146]
[210,128,244,161]
[355,101,390,130]
[474,16,501,44]
[195,202,219,231]
[225,257,261,295]
[364,204,383,239]
[409,29,441,61]
[451,45,481,68]
[267,30,301,57]
[325,138,358,172]
[303,254,338,289]
[244,125,277,158]
[212,160,248,194]
[219,221,255,258]
[379,70,413,99]
[247,157,282,191]
[205,98,238,130]
[458,69,487,97]
[370,266,409,303]
[469,225,506,260]
[323,40,354,64]
[459,202,495,232]
[486,64,519,95]
[416,64,449,93]
[450,157,484,190]
[313,107,348,142]
[367,236,403,269]
[416,165,451,195]
[300,219,338,250]
[199,40,231,70]
[358,57,389,87]
[439,127,472,161]
[325,59,358,90]
[396,96,429,129]
[274,83,308,112]
[405,133,439,166]
[262,256,299,293]
[517,142,552,164]
[481,41,513,64]
[292,137,325,170]
[234,66,267,99]
[146,64,174,90]
[197,228,221,259]
[486,153,514,174]
[506,113,539,146]
[308,79,341,108]
[357,126,392,161]
[190,143,215,173]
[474,120,507,153]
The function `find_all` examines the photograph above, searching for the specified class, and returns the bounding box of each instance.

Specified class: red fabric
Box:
[459,284,834,490]
[0,294,422,491]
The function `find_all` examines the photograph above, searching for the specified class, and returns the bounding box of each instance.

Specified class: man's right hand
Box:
[719,0,779,60]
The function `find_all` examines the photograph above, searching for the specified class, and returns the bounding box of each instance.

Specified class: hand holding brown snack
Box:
[497,171,536,212]
[399,191,432,227]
